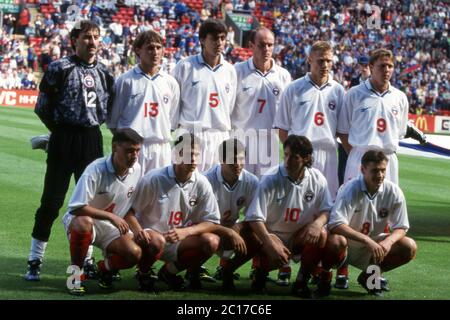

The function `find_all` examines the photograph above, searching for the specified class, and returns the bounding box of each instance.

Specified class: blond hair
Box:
[309,41,332,56]
[369,49,394,65]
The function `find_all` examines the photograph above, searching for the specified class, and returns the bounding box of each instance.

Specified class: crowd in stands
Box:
[1,0,449,114]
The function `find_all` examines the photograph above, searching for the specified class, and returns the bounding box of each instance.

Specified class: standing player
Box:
[107,30,180,176]
[26,20,115,281]
[328,150,417,296]
[203,139,259,281]
[231,27,291,177]
[126,134,242,290]
[337,49,409,184]
[62,130,143,295]
[274,41,345,200]
[172,19,237,172]
[221,135,343,297]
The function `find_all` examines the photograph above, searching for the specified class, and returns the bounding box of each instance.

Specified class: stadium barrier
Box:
[408,114,450,134]
[0,89,38,108]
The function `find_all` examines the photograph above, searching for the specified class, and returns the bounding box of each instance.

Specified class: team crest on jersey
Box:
[236,196,246,207]
[225,83,230,93]
[273,87,280,96]
[127,187,134,198]
[391,107,398,116]
[83,75,95,88]
[163,94,170,104]
[304,191,314,202]
[379,208,389,218]
[189,195,198,207]
[328,101,336,110]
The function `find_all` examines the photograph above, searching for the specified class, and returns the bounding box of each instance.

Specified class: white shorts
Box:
[346,234,389,270]
[62,212,131,254]
[139,141,171,177]
[160,242,181,263]
[185,129,229,172]
[344,147,398,184]
[312,144,339,200]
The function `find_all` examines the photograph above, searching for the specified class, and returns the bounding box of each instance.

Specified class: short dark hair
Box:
[361,150,389,167]
[199,19,227,40]
[70,20,100,50]
[112,129,143,145]
[219,138,245,163]
[283,135,313,168]
[133,30,163,55]
[174,133,200,149]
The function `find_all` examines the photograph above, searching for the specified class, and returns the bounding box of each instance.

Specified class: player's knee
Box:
[147,232,166,255]
[405,238,417,260]
[199,233,220,255]
[71,216,94,233]
[126,244,142,265]
[330,234,347,252]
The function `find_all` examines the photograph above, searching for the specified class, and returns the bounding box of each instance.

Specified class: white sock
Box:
[28,237,48,262]
[84,245,94,262]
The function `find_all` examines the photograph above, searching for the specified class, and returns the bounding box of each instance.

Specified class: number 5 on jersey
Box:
[209,93,219,108]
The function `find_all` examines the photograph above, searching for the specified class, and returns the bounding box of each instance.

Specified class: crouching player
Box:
[328,150,417,296]
[220,135,344,297]
[203,138,259,282]
[62,130,143,295]
[126,133,242,291]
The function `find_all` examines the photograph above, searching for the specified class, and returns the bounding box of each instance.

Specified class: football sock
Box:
[84,245,94,263]
[99,255,133,272]
[28,237,48,262]
[69,230,93,268]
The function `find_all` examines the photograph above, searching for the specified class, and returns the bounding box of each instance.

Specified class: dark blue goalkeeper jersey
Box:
[35,55,115,129]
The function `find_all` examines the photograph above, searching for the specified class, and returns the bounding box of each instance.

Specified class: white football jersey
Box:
[204,164,259,226]
[66,155,141,218]
[245,164,333,242]
[107,66,180,143]
[337,79,408,153]
[274,73,345,148]
[133,165,220,233]
[232,58,291,130]
[171,54,237,131]
[328,175,409,237]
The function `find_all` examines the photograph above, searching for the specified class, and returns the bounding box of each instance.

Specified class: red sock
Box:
[99,255,134,272]
[300,244,322,275]
[219,257,229,268]
[251,256,260,269]
[337,264,349,277]
[279,265,291,273]
[138,249,162,274]
[69,230,92,268]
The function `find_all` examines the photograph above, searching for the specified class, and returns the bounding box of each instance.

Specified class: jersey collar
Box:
[279,164,310,184]
[364,79,392,97]
[197,53,223,71]
[359,175,385,200]
[305,73,332,90]
[215,164,243,190]
[168,164,196,184]
[134,64,162,81]
[106,155,136,176]
[248,57,275,76]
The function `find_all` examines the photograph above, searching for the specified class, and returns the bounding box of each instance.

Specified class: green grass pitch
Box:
[1,106,449,300]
